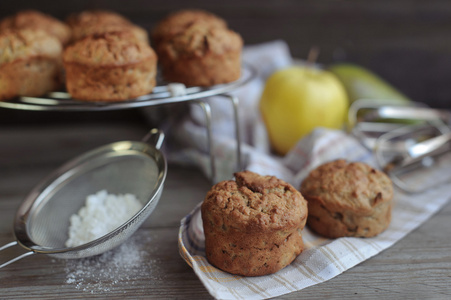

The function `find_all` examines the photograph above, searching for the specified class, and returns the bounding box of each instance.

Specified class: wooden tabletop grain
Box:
[0,118,450,299]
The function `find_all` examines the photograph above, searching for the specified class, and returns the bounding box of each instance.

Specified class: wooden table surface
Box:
[0,117,450,299]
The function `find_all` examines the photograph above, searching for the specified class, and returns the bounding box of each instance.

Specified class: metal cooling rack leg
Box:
[219,94,243,172]
[194,101,216,183]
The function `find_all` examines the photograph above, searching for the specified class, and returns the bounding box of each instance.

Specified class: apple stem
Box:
[307,46,320,66]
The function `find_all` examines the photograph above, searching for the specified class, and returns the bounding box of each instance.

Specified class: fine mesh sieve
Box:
[0,129,167,268]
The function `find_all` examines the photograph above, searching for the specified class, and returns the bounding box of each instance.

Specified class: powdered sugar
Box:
[62,190,161,293]
[65,190,143,247]
[63,234,162,293]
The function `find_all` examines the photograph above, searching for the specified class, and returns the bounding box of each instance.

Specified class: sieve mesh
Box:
[12,139,166,259]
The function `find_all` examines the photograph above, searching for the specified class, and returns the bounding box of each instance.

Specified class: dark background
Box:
[1,0,450,124]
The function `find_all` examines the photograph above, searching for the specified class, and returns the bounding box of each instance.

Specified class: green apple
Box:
[259,65,349,156]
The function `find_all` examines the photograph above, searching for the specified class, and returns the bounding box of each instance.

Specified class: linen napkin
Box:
[156,40,451,299]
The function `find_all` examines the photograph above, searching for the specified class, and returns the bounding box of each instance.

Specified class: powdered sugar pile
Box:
[65,190,143,247]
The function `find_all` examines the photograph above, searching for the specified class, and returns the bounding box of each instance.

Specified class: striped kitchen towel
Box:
[178,128,451,300]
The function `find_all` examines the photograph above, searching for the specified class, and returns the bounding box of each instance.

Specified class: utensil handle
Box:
[142,128,165,150]
[0,241,35,269]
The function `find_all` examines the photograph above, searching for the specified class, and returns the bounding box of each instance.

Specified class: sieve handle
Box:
[142,128,165,150]
[0,241,35,269]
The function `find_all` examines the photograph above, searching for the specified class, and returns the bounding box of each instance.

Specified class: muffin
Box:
[201,170,308,277]
[0,10,71,46]
[151,9,227,45]
[66,10,148,44]
[0,29,63,101]
[157,21,243,86]
[63,31,157,101]
[300,159,393,238]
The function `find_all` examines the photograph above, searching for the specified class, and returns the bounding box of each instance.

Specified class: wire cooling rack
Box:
[0,64,256,183]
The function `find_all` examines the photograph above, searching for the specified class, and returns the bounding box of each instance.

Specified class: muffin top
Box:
[66,10,130,28]
[71,22,148,44]
[300,159,393,213]
[152,9,227,44]
[63,31,156,66]
[158,22,242,59]
[202,170,308,232]
[0,29,62,65]
[0,10,71,45]
[67,10,148,43]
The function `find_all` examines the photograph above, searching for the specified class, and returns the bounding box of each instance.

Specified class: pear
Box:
[330,63,422,126]
[328,63,411,104]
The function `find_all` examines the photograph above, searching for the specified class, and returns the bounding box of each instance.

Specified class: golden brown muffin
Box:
[0,29,63,101]
[66,10,148,44]
[157,21,243,86]
[300,159,393,238]
[151,9,227,45]
[201,170,308,277]
[0,10,71,46]
[63,31,157,102]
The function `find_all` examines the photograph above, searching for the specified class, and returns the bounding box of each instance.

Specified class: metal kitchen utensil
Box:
[348,99,451,192]
[374,123,451,193]
[348,99,451,150]
[0,129,167,268]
